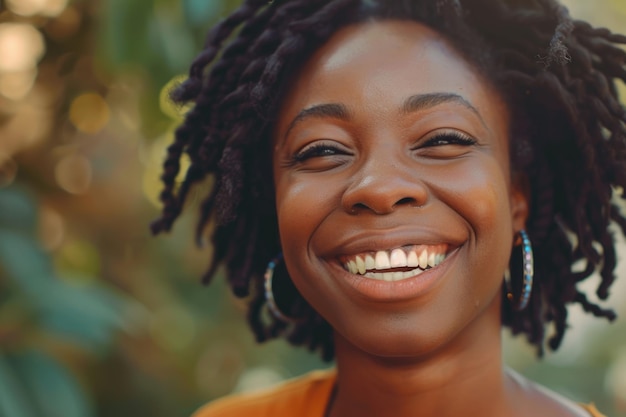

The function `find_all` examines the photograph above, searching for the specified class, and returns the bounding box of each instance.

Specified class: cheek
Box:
[464,172,513,273]
[274,175,342,307]
[276,182,306,248]
[436,157,513,231]
[275,176,337,253]
[467,177,510,230]
[435,157,514,288]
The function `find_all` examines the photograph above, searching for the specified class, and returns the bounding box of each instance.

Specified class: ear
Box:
[510,174,529,235]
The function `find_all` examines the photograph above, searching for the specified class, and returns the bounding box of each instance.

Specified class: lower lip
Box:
[331,248,460,302]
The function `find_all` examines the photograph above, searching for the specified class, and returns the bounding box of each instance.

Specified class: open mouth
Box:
[339,244,450,282]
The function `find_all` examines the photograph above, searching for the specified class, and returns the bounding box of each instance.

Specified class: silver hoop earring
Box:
[264,254,298,323]
[504,230,534,311]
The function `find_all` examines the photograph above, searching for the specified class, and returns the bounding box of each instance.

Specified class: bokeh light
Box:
[0,69,38,100]
[233,367,285,393]
[0,23,45,102]
[54,153,93,194]
[160,74,190,121]
[0,23,45,73]
[69,93,111,134]
[0,102,52,156]
[7,0,69,18]
[54,238,100,281]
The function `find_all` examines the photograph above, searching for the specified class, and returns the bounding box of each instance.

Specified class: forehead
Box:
[276,20,508,137]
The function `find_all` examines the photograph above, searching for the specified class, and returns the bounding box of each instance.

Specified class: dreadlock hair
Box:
[152,0,626,361]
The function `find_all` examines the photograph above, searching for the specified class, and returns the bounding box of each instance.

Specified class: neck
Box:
[328,302,513,417]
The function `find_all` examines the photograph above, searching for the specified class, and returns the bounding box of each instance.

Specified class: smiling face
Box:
[272,21,528,358]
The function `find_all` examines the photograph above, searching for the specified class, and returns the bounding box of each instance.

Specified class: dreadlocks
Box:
[152,0,626,361]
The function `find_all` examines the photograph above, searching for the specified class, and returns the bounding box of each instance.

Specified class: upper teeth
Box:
[342,245,448,282]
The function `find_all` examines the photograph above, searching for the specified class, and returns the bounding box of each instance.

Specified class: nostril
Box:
[349,197,419,215]
[395,197,418,207]
[350,202,369,214]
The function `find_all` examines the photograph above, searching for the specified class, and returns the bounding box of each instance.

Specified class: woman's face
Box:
[272,21,528,358]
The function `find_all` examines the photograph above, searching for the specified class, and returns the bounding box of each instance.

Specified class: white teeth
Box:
[348,260,357,274]
[390,249,407,268]
[343,246,450,281]
[375,251,391,269]
[356,256,366,274]
[428,251,437,267]
[404,269,422,279]
[363,267,425,281]
[419,250,429,269]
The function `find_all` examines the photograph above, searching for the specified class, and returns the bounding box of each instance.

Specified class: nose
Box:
[341,159,429,215]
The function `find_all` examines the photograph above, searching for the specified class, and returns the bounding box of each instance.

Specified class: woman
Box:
[152,1,626,416]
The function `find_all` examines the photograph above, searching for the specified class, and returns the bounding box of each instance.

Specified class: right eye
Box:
[291,141,352,165]
[293,144,340,161]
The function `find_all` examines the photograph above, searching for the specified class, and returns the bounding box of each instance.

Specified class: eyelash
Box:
[289,132,476,165]
[420,131,477,148]
[291,143,349,163]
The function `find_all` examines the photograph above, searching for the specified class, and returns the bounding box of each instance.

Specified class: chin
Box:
[335,320,459,361]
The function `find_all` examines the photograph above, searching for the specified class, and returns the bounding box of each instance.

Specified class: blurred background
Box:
[0,0,624,416]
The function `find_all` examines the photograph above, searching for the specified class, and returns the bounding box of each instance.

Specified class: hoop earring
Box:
[264,254,298,323]
[504,230,534,311]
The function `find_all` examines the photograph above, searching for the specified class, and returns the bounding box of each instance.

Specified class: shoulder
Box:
[191,369,336,417]
[507,369,607,417]
[579,403,608,417]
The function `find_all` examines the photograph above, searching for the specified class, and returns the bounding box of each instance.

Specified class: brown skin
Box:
[272,21,589,417]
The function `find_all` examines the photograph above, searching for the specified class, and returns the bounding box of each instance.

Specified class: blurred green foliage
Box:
[0,0,625,416]
[0,188,127,417]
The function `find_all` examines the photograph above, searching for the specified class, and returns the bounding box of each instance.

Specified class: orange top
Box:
[191,369,607,417]
[192,370,336,417]
[580,403,608,417]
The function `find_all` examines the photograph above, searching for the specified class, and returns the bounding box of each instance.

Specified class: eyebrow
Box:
[284,103,351,140]
[283,92,486,140]
[402,92,487,128]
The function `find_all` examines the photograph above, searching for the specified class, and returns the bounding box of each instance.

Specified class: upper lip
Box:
[320,227,466,259]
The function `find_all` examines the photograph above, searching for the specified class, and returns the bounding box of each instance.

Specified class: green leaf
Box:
[36,284,127,350]
[12,351,95,417]
[183,0,222,27]
[0,231,54,296]
[0,187,37,235]
[147,11,195,73]
[0,355,38,417]
[100,0,154,68]
[0,231,128,350]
